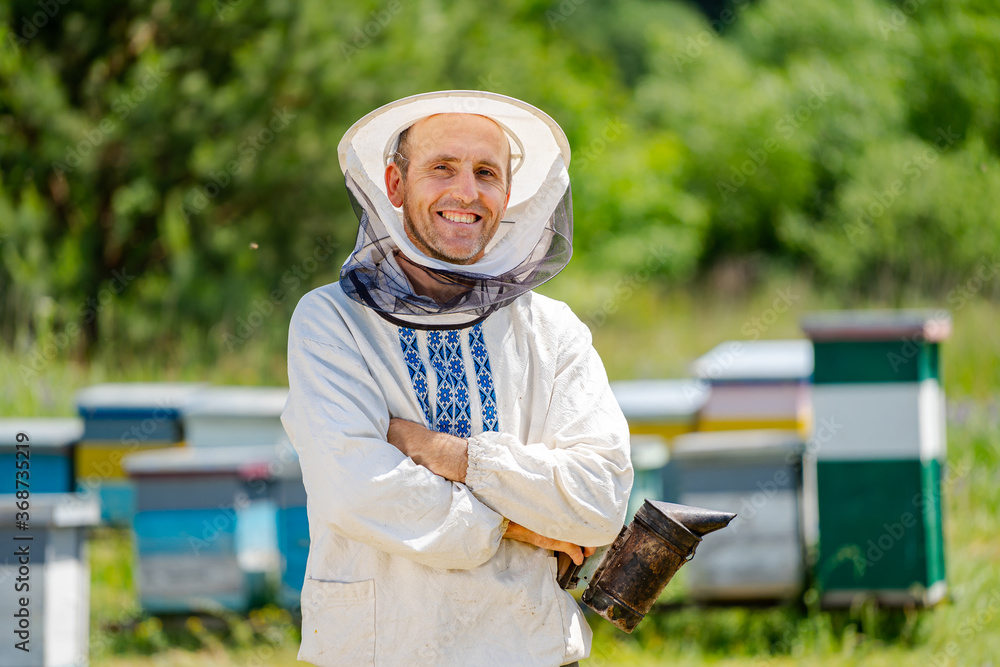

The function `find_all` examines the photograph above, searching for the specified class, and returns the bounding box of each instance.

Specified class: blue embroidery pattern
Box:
[427,330,472,438]
[469,323,499,432]
[398,325,498,437]
[397,327,432,426]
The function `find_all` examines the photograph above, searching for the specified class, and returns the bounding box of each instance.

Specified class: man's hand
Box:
[387,418,468,483]
[503,521,597,566]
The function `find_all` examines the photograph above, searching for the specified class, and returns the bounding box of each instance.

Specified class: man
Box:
[281,90,633,666]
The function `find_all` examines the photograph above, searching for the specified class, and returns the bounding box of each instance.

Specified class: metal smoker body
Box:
[560,499,736,633]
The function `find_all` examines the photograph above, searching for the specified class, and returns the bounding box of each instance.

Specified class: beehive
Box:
[124,445,283,613]
[692,340,813,435]
[672,430,806,602]
[75,383,204,523]
[801,310,950,607]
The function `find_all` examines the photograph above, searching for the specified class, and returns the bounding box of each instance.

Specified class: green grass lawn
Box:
[3,277,998,665]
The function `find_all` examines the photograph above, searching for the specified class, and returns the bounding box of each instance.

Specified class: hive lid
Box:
[801,309,952,342]
[123,443,297,479]
[611,380,709,421]
[0,418,83,448]
[181,386,289,418]
[672,429,805,461]
[692,340,813,382]
[76,382,208,417]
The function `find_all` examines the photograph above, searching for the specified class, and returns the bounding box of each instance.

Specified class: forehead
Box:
[404,113,510,161]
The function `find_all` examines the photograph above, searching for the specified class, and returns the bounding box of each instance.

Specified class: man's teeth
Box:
[440,211,478,224]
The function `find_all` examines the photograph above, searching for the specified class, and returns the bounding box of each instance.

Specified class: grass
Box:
[3,274,999,665]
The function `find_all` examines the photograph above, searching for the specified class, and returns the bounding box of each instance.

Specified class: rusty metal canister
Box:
[579,500,735,632]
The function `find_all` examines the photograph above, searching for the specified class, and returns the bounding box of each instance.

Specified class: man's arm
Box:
[281,299,507,571]
[386,418,595,565]
[389,306,634,549]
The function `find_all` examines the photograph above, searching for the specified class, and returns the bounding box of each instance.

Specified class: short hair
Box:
[393,120,512,190]
[393,125,415,176]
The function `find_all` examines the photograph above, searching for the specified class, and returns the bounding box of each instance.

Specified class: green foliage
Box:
[2,0,999,360]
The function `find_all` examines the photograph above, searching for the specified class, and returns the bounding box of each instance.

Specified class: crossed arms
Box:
[386,417,598,565]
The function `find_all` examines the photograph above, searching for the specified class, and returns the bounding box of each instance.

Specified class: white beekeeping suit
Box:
[282,90,633,667]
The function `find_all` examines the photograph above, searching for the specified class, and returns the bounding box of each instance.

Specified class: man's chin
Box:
[424,235,486,265]
[436,250,481,265]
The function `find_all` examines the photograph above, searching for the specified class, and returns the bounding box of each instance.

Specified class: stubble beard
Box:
[401,199,492,265]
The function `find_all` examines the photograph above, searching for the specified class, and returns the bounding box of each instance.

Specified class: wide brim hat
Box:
[337,90,574,328]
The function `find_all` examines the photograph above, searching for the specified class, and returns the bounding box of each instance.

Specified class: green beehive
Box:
[801,310,950,607]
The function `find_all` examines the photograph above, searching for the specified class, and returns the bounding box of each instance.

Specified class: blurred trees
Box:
[1,0,998,360]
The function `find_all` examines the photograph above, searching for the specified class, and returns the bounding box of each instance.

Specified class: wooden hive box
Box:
[802,309,950,608]
[672,429,807,602]
[74,383,206,524]
[692,340,814,435]
[180,386,289,448]
[123,444,284,613]
[0,419,82,495]
[0,494,100,667]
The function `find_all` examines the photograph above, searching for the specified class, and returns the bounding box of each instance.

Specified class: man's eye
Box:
[478,169,497,178]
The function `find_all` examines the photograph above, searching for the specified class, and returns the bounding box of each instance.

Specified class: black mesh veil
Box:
[339,172,573,330]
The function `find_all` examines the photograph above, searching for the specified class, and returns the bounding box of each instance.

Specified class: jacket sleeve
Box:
[463,309,633,547]
[281,296,507,570]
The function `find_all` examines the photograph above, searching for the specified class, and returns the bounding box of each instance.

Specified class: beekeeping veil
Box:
[337,90,573,329]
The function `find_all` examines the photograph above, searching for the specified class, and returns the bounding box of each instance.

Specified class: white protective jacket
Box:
[281,281,633,666]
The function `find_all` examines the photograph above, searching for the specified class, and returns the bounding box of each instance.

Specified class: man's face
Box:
[385,113,511,265]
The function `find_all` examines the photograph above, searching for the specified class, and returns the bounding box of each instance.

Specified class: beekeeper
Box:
[281,90,633,666]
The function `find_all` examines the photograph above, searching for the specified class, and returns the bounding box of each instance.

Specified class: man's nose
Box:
[450,167,478,203]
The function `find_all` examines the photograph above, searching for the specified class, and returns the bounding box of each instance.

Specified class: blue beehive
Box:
[0,419,82,494]
[123,445,283,613]
[271,452,308,609]
[75,383,205,524]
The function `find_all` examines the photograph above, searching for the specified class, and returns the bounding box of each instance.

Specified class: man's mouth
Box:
[438,210,481,224]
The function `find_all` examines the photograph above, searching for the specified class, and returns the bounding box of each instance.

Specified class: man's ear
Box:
[385,163,404,207]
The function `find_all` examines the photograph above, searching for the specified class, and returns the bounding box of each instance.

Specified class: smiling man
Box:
[388,113,511,265]
[281,91,633,666]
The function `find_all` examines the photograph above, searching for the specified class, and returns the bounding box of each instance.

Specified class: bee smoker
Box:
[558,499,736,632]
